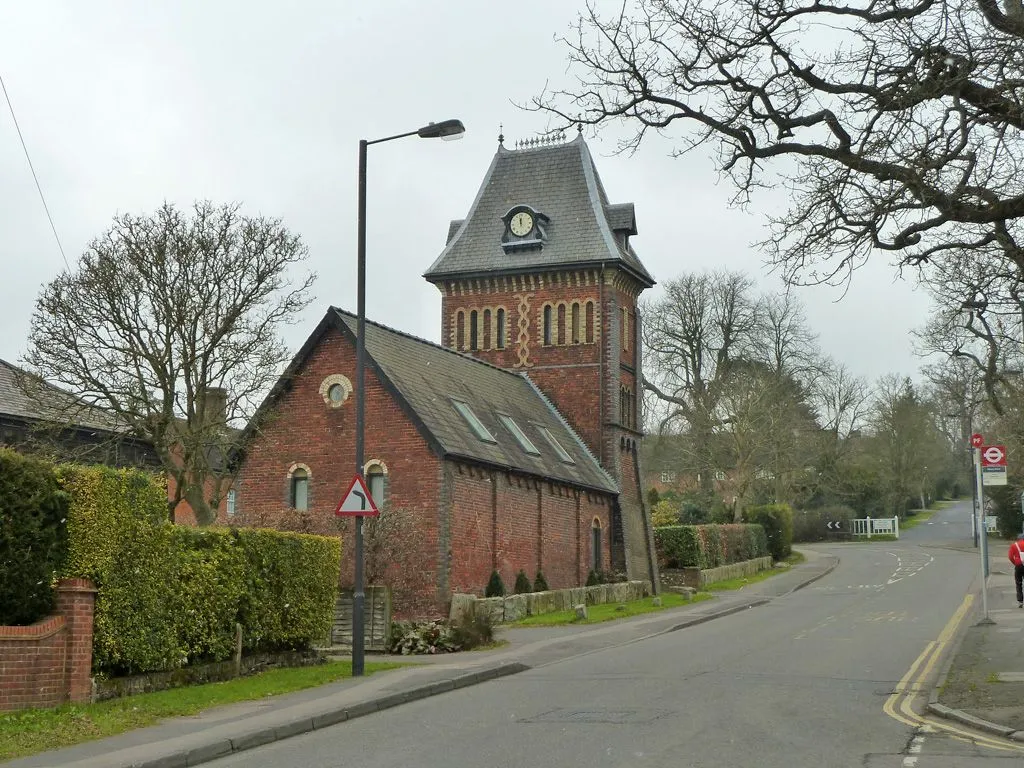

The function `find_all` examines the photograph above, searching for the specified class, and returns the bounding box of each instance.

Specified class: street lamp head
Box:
[418,119,466,141]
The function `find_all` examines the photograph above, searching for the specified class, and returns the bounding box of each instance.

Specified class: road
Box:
[209,500,1022,768]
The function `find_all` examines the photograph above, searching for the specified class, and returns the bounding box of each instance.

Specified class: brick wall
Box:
[0,579,96,712]
[446,465,610,598]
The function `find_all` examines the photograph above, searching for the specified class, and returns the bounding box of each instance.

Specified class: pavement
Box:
[929,537,1024,741]
[4,549,838,768]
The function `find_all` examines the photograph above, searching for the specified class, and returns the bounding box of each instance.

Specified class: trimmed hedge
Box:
[59,465,340,675]
[0,449,69,625]
[743,504,794,561]
[655,524,769,569]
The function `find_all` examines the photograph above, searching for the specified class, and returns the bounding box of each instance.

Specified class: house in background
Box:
[0,358,157,468]
[229,133,660,617]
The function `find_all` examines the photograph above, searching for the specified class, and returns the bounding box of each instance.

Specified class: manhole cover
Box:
[522,708,672,724]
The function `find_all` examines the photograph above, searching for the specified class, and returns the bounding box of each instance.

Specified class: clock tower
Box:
[423,132,657,582]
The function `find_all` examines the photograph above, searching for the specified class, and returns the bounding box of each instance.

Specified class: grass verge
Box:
[512,592,713,627]
[0,660,403,762]
[702,551,806,591]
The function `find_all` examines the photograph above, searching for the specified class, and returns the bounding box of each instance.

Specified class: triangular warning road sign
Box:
[334,475,380,517]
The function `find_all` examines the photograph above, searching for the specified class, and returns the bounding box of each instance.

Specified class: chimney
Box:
[201,387,228,426]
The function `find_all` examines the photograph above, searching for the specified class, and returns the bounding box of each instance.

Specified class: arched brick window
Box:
[455,310,466,350]
[591,518,603,571]
[288,464,311,511]
[585,301,595,344]
[543,305,553,346]
[483,309,492,349]
[469,310,479,351]
[364,460,388,508]
[571,302,581,344]
[496,308,506,349]
[557,304,567,346]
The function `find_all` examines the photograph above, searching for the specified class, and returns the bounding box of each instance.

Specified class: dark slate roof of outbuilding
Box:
[333,310,617,493]
[0,358,128,432]
[423,134,654,286]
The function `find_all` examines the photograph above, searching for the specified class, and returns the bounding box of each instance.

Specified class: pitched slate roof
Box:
[0,358,128,432]
[244,309,618,494]
[423,134,654,286]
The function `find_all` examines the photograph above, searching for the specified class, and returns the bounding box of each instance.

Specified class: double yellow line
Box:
[883,593,1024,752]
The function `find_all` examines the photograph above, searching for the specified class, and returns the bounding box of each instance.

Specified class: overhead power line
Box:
[0,71,69,270]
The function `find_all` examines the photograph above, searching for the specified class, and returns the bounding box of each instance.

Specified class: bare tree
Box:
[642,270,759,487]
[536,0,1024,285]
[25,202,316,524]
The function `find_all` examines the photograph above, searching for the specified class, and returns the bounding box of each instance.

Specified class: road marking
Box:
[902,758,917,767]
[883,593,1024,752]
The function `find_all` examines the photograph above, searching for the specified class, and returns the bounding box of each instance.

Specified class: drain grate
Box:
[522,708,672,724]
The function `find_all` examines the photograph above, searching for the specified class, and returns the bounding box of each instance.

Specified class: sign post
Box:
[335,475,380,676]
[976,445,1003,625]
[971,432,984,548]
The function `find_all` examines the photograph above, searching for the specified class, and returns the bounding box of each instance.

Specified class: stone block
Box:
[574,604,588,620]
[477,597,505,625]
[449,593,477,623]
[585,585,608,605]
[609,583,630,603]
[569,587,586,607]
[553,589,572,611]
[502,594,527,622]
[652,597,662,607]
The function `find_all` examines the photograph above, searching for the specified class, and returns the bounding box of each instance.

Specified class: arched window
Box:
[496,308,506,349]
[571,302,581,344]
[591,518,603,571]
[289,466,309,511]
[557,304,567,346]
[469,310,479,351]
[483,309,492,349]
[455,310,465,350]
[543,305,552,346]
[622,307,630,351]
[585,301,595,344]
[365,461,387,507]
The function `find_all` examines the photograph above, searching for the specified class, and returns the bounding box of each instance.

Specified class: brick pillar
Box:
[56,579,97,704]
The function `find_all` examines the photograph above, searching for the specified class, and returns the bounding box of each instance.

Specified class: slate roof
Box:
[0,358,128,433]
[423,134,654,286]
[244,309,618,494]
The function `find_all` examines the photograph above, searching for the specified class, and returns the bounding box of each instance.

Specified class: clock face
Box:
[509,211,534,237]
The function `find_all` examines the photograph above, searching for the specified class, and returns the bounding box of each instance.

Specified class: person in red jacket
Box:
[1010,534,1024,608]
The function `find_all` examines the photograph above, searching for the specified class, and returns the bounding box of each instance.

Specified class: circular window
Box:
[319,374,352,408]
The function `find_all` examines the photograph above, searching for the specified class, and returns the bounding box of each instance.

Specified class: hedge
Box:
[655,524,769,569]
[59,465,341,675]
[743,504,794,561]
[0,449,69,625]
[792,506,856,543]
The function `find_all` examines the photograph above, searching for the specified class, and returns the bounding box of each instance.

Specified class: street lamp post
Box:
[353,119,465,677]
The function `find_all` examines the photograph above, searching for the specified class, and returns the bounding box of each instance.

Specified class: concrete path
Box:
[4,551,837,768]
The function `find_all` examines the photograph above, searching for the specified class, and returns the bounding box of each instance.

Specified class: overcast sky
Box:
[0,1,932,385]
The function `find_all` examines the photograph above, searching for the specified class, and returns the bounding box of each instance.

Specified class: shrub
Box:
[0,449,69,626]
[59,465,341,675]
[586,569,600,586]
[791,506,856,543]
[654,524,768,568]
[744,504,794,561]
[485,570,506,597]
[388,620,461,654]
[513,570,532,594]
[533,571,549,592]
[651,500,680,527]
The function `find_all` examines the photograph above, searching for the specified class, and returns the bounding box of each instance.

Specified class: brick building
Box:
[231,133,660,616]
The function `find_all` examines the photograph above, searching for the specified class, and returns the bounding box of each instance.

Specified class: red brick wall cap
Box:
[56,579,97,594]
[0,615,66,640]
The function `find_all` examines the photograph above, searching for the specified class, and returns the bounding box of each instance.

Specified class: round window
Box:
[328,383,345,404]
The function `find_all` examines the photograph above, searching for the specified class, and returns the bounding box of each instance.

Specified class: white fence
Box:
[850,516,900,539]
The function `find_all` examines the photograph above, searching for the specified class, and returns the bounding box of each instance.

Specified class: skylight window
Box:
[452,399,496,443]
[498,414,540,455]
[538,426,575,464]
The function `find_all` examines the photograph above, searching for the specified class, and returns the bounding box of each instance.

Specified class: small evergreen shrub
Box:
[743,504,794,561]
[586,569,600,586]
[513,569,532,594]
[485,569,506,597]
[533,571,549,592]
